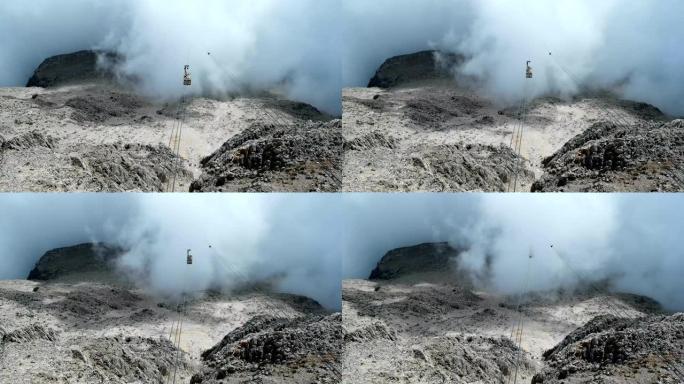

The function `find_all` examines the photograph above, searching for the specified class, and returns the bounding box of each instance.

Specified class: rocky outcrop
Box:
[344,321,397,343]
[191,313,342,384]
[26,50,120,88]
[83,336,187,383]
[27,243,124,281]
[80,142,190,192]
[532,119,684,192]
[369,242,461,280]
[0,131,56,151]
[1,324,59,344]
[533,313,684,383]
[190,120,343,192]
[368,50,463,88]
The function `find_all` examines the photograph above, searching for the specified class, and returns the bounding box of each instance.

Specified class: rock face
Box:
[369,242,461,280]
[368,50,462,88]
[26,50,119,88]
[190,120,343,192]
[27,243,124,282]
[79,142,191,192]
[191,314,342,384]
[534,314,684,383]
[0,131,55,151]
[532,119,684,192]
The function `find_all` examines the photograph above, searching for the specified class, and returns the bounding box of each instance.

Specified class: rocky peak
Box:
[369,242,462,280]
[27,242,124,282]
[26,50,120,88]
[368,50,463,88]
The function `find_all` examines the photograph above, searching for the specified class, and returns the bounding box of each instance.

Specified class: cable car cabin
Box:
[183,65,192,86]
[525,61,533,79]
[186,249,193,265]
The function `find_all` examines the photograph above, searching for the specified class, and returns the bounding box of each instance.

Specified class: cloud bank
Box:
[342,194,684,312]
[343,0,684,116]
[0,0,341,114]
[0,194,342,309]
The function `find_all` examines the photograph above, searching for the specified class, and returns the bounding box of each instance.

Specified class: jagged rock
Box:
[26,50,120,88]
[0,131,55,151]
[80,142,190,192]
[535,313,684,383]
[344,131,397,151]
[190,120,342,192]
[533,119,684,192]
[27,243,123,281]
[192,314,342,383]
[1,324,59,344]
[83,336,186,383]
[368,50,463,88]
[344,321,397,343]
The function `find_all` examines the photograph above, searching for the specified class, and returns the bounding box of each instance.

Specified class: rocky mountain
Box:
[343,242,678,384]
[368,242,461,280]
[26,50,119,88]
[1,50,340,192]
[27,242,124,282]
[368,50,462,88]
[343,50,680,192]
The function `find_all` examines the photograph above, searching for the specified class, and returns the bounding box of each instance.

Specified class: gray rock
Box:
[190,120,342,192]
[26,50,120,88]
[535,313,684,383]
[369,242,461,280]
[368,50,463,88]
[192,313,342,383]
[27,242,124,282]
[533,119,684,192]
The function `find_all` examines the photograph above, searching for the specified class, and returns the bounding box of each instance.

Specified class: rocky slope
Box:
[0,50,339,192]
[190,120,342,192]
[343,50,677,192]
[533,314,684,383]
[343,242,674,383]
[0,244,340,383]
[192,314,342,383]
[532,119,684,192]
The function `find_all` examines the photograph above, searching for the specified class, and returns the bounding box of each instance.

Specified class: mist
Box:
[0,194,343,310]
[343,0,684,116]
[0,0,341,115]
[342,194,684,312]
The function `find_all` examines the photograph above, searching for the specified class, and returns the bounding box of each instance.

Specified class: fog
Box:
[2,1,681,115]
[342,194,684,312]
[2,193,683,311]
[343,0,684,116]
[0,0,341,114]
[0,194,342,310]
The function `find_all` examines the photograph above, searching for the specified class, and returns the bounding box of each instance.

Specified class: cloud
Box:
[342,194,684,311]
[343,0,684,116]
[0,0,341,114]
[0,194,342,310]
